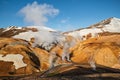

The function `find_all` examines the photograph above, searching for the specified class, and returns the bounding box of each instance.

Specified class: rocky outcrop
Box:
[71,35,120,69]
[0,38,40,76]
[0,27,38,37]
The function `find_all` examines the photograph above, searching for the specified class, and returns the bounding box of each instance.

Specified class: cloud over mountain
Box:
[19,1,59,26]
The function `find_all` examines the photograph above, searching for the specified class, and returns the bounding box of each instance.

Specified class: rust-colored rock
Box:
[0,38,40,76]
[0,61,15,76]
[71,35,120,68]
[1,35,120,77]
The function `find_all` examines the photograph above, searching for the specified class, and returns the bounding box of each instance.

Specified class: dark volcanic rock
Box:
[0,64,120,80]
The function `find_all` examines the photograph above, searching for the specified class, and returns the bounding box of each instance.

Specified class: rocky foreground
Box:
[0,64,120,80]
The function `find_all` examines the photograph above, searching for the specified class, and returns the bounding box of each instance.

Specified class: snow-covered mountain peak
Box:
[88,17,120,29]
[65,17,120,40]
[0,25,57,38]
[102,17,120,32]
[109,17,120,26]
[4,26,22,32]
[111,17,120,21]
[102,17,120,27]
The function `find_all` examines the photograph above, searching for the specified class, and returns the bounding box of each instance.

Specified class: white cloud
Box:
[19,1,59,26]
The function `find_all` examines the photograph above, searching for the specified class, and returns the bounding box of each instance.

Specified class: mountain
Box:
[64,17,120,40]
[0,17,120,52]
[1,17,120,42]
[1,35,120,79]
[0,26,55,37]
[0,17,120,79]
[0,26,64,51]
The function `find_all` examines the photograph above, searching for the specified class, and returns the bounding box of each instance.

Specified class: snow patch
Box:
[67,28,102,40]
[0,54,27,69]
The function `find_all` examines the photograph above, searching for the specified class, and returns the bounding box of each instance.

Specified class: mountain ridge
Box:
[1,17,120,42]
[64,17,120,40]
[64,17,120,33]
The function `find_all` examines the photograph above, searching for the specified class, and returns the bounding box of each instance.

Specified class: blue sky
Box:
[0,0,120,31]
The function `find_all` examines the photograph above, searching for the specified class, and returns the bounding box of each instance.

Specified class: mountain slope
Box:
[0,26,63,51]
[0,38,41,76]
[0,26,55,37]
[65,17,120,40]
